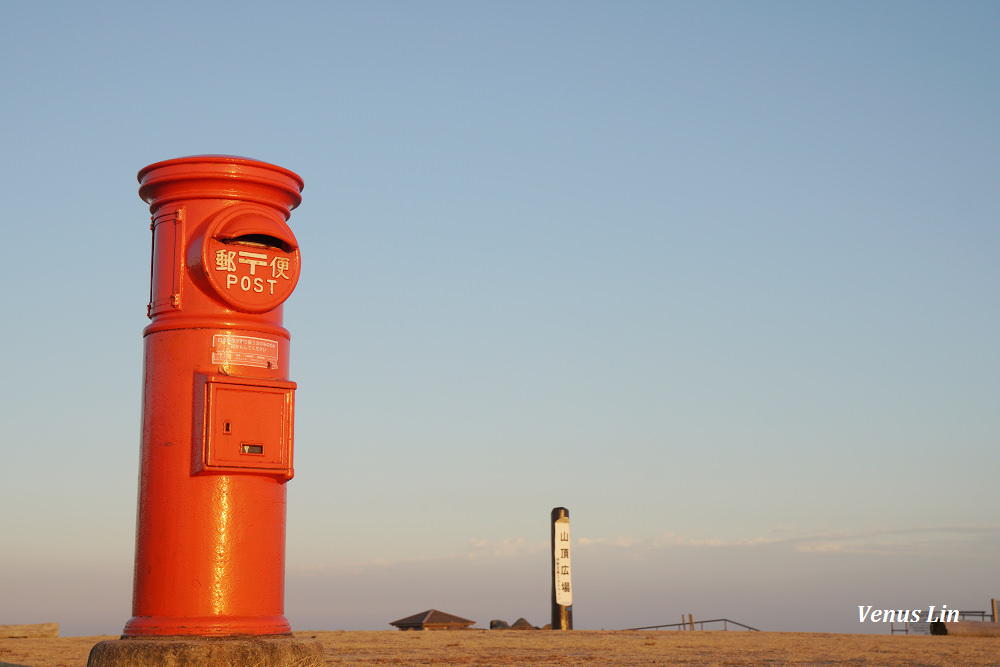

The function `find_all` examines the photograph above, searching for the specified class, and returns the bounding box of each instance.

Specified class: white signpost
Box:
[551,507,573,629]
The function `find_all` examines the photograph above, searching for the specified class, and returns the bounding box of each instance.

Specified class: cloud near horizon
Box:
[289,524,1000,577]
[577,525,1000,557]
[789,525,1000,555]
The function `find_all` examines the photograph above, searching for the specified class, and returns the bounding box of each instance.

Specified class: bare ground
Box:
[2,630,998,666]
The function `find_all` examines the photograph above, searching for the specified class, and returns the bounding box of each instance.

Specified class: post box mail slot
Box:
[193,374,296,480]
[201,204,300,314]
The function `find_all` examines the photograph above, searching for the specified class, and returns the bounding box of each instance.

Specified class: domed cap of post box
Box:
[138,155,304,217]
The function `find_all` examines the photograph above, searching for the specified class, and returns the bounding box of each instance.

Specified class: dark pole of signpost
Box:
[551,507,573,630]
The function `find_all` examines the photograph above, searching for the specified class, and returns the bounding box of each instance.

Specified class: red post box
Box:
[89,156,322,666]
[129,155,303,637]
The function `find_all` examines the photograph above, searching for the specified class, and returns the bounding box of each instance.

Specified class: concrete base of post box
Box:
[87,635,324,667]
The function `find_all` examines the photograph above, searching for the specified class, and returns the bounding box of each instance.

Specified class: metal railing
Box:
[626,618,760,632]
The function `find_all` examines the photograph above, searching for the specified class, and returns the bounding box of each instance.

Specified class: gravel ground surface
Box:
[2,630,999,666]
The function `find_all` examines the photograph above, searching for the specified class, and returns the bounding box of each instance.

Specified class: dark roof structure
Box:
[511,617,536,630]
[390,609,475,631]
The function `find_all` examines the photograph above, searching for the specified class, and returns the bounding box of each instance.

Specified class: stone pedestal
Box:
[87,635,323,667]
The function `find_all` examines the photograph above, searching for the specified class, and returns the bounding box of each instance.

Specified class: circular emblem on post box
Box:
[202,205,301,313]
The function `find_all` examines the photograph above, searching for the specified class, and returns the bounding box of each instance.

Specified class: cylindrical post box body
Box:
[124,156,304,637]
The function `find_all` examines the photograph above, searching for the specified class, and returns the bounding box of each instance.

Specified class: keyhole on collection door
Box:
[223,421,232,435]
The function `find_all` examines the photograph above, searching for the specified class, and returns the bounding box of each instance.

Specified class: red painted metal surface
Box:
[123,155,304,637]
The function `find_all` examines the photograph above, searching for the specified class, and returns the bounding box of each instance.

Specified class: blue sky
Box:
[2,1,998,636]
